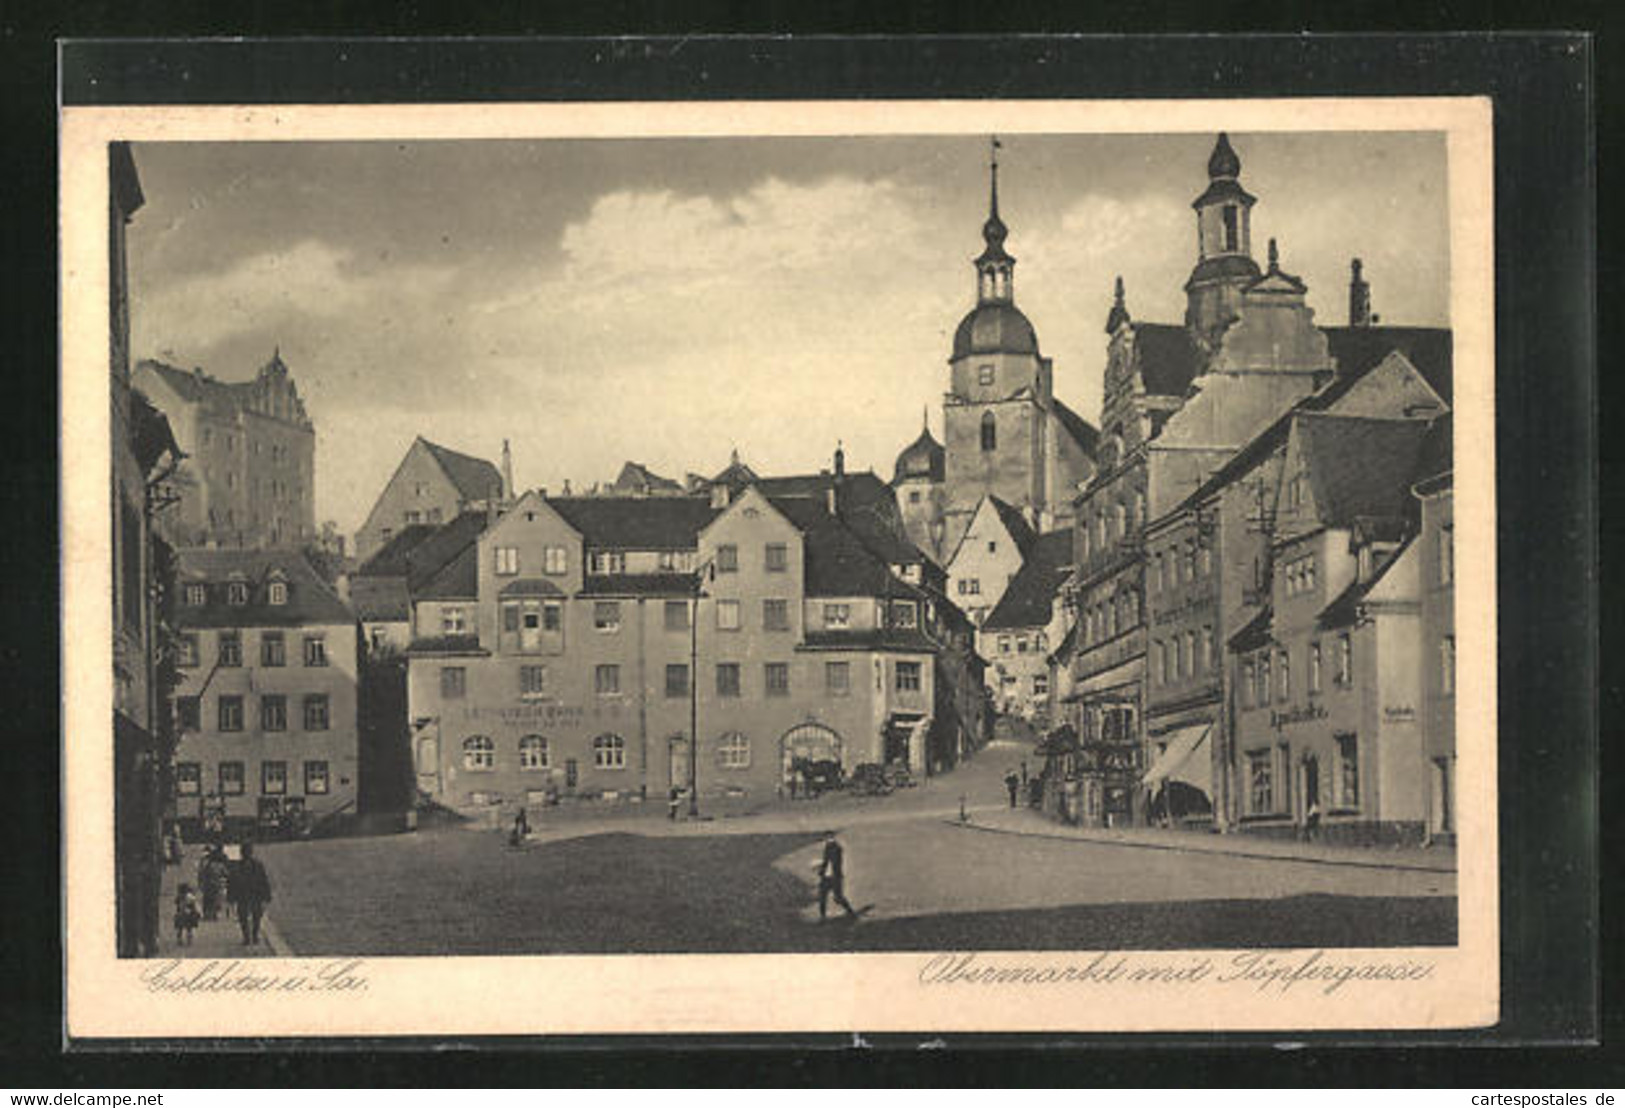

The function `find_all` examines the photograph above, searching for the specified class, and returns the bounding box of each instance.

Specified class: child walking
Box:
[173,882,201,947]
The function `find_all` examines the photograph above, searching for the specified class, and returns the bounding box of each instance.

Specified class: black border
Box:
[6,31,1606,1085]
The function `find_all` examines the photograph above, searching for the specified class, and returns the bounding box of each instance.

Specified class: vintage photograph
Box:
[69,98,1494,1035]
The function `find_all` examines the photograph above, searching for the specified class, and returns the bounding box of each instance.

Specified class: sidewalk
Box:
[157,842,293,958]
[956,806,1457,874]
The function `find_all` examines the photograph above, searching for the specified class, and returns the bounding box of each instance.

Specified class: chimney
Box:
[500,439,514,500]
[1349,257,1372,327]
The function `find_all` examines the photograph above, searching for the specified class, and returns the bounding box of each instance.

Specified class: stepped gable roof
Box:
[1413,412,1454,491]
[355,524,438,578]
[986,495,1039,558]
[1296,414,1432,529]
[1324,326,1452,404]
[1052,398,1100,457]
[1317,535,1415,630]
[137,356,313,427]
[1131,323,1205,397]
[348,576,412,623]
[982,530,1075,631]
[893,426,946,484]
[548,495,718,550]
[174,549,354,629]
[419,437,504,502]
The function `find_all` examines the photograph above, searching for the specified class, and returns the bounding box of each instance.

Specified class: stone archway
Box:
[781,723,843,789]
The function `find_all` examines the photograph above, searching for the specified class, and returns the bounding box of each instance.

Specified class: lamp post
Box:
[687,557,714,819]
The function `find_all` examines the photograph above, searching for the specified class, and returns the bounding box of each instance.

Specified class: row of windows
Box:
[458,732,756,773]
[1282,554,1319,597]
[995,630,1050,655]
[183,580,290,608]
[439,659,921,700]
[1151,627,1216,687]
[480,598,904,641]
[175,759,329,796]
[1079,492,1148,560]
[1083,591,1139,648]
[1148,539,1212,594]
[177,630,328,669]
[997,672,1050,697]
[177,693,330,733]
[1240,634,1353,709]
[1244,735,1359,817]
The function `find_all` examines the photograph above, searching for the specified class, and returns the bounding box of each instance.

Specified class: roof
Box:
[136,357,312,428]
[952,300,1040,360]
[1132,323,1205,397]
[893,426,946,484]
[405,634,488,657]
[128,389,179,474]
[1228,605,1273,652]
[982,530,1074,630]
[1324,326,1453,404]
[1047,620,1079,666]
[771,497,927,600]
[354,524,439,578]
[1207,132,1241,180]
[548,496,718,550]
[1412,412,1454,493]
[1318,535,1415,629]
[611,461,683,494]
[1052,398,1100,457]
[986,496,1039,558]
[401,511,488,594]
[579,573,696,597]
[1295,414,1432,528]
[420,437,504,502]
[800,627,938,654]
[348,576,412,623]
[1184,254,1262,290]
[1191,178,1257,210]
[174,550,354,629]
[415,542,479,600]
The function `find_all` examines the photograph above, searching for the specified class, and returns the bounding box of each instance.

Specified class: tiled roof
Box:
[800,627,938,654]
[579,573,696,597]
[406,634,488,656]
[402,511,489,594]
[612,461,683,494]
[1047,620,1079,666]
[174,550,354,629]
[987,496,1039,558]
[1324,326,1452,404]
[1412,412,1453,488]
[416,542,479,600]
[420,437,504,503]
[771,498,927,600]
[548,496,718,550]
[1132,323,1205,398]
[982,530,1074,630]
[348,577,411,622]
[354,524,439,578]
[1228,605,1273,652]
[1296,414,1432,528]
[1052,398,1100,457]
[137,357,312,427]
[128,389,179,474]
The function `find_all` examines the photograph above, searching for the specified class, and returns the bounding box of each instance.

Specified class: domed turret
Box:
[954,136,1036,359]
[1207,131,1242,180]
[893,418,946,484]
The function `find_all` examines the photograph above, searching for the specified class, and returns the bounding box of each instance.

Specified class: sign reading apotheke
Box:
[1270,704,1328,728]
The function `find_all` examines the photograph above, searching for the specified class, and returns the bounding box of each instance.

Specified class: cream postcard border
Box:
[62,97,1496,1038]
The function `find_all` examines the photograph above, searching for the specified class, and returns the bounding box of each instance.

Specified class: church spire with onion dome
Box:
[975,136,1015,304]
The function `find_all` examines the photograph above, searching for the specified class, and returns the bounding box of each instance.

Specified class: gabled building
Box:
[135,351,316,550]
[602,461,685,497]
[979,529,1075,723]
[353,435,506,563]
[944,494,1037,627]
[170,549,361,839]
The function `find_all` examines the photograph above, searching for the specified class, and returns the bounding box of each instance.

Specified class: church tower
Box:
[1184,132,1262,345]
[940,139,1057,549]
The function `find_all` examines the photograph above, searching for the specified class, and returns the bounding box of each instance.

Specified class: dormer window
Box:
[590,551,626,575]
[890,600,918,629]
[227,582,248,606]
[268,582,288,606]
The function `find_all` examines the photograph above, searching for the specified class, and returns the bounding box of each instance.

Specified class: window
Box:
[519,665,547,697]
[1278,649,1291,701]
[715,663,741,698]
[462,736,494,771]
[495,546,520,575]
[717,732,751,770]
[260,631,285,667]
[262,761,287,795]
[304,761,330,794]
[665,664,689,698]
[1246,749,1273,814]
[1335,733,1360,807]
[544,546,567,575]
[763,599,790,631]
[1441,635,1456,695]
[441,667,467,700]
[519,735,550,771]
[978,364,995,386]
[765,543,788,572]
[1241,659,1255,708]
[1154,640,1167,685]
[1258,653,1272,706]
[185,583,206,607]
[268,581,288,606]
[965,579,981,596]
[765,663,790,697]
[218,632,242,668]
[826,661,851,696]
[715,544,738,574]
[175,696,200,732]
[594,664,621,696]
[980,412,997,452]
[427,508,442,524]
[177,633,200,668]
[174,762,200,796]
[1336,633,1353,685]
[998,635,1011,654]
[227,582,248,606]
[260,695,287,732]
[890,601,918,629]
[303,636,328,667]
[219,762,245,796]
[1309,641,1323,693]
[1221,204,1239,252]
[543,602,562,632]
[1016,635,1029,655]
[218,696,244,732]
[908,490,921,504]
[405,510,422,524]
[594,601,622,632]
[1198,543,1212,578]
[1159,552,1171,592]
[1439,525,1454,586]
[895,661,922,692]
[823,603,851,628]
[502,603,520,633]
[987,540,998,554]
[716,600,741,631]
[664,600,690,631]
[1033,673,1049,696]
[590,551,626,575]
[442,607,467,635]
[593,733,627,769]
[303,694,330,731]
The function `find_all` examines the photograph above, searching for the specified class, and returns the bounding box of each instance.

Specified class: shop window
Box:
[1335,733,1360,808]
[1246,749,1273,815]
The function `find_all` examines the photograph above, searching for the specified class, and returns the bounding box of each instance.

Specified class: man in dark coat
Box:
[230,841,273,946]
[816,830,859,921]
[1004,770,1020,808]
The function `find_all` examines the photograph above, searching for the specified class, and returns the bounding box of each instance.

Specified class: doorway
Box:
[668,736,690,793]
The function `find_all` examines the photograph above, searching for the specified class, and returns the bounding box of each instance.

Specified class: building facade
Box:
[353,435,505,563]
[1413,415,1455,842]
[978,530,1074,724]
[944,494,1036,628]
[134,352,316,550]
[170,550,361,838]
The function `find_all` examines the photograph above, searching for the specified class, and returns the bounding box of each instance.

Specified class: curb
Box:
[946,818,1458,875]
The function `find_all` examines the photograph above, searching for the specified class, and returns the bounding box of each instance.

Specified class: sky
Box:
[126,130,1450,536]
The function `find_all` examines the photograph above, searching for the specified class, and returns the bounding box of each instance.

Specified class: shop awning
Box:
[1141,723,1212,795]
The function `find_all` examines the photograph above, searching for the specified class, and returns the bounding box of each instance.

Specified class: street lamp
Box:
[687,556,715,819]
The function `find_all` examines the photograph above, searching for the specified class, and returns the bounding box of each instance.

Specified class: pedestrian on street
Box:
[1004,770,1020,808]
[230,841,273,946]
[1305,799,1322,843]
[815,830,859,921]
[509,807,530,846]
[198,845,228,921]
[668,785,682,821]
[173,882,200,947]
